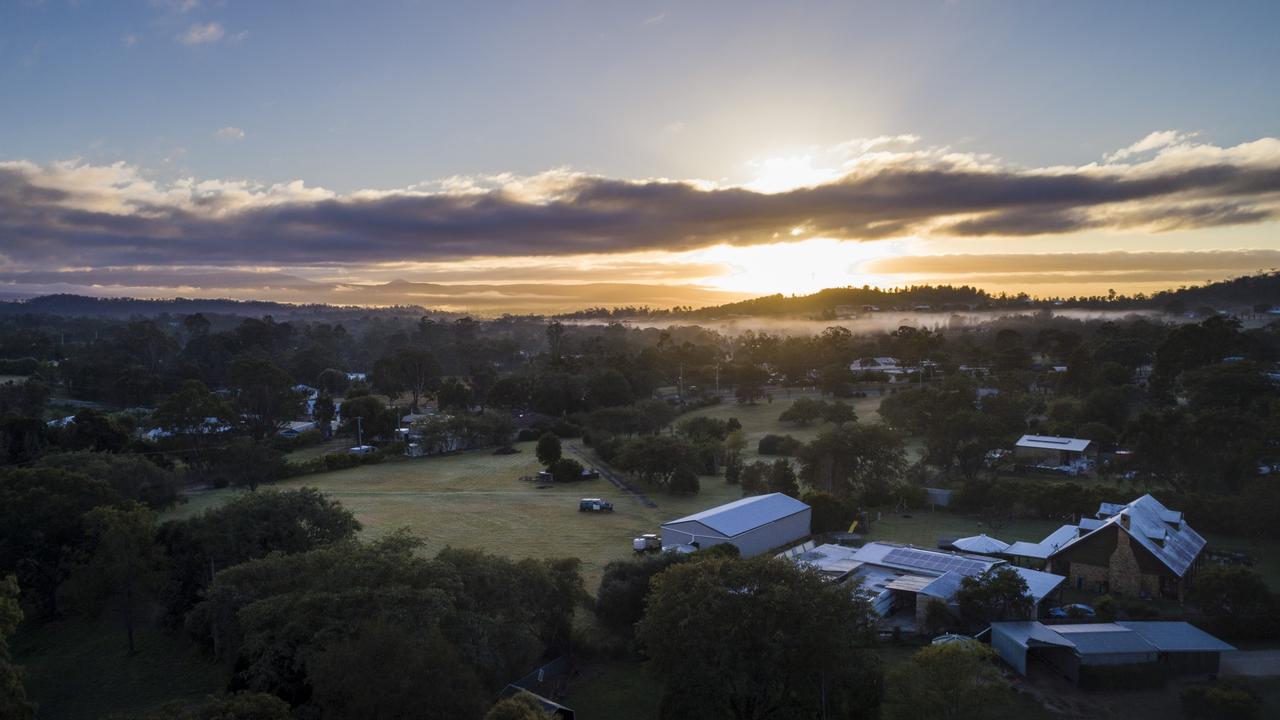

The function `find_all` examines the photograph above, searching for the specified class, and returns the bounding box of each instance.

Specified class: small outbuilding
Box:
[660,493,811,558]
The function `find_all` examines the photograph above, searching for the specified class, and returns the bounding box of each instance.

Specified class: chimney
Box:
[1119,512,1130,531]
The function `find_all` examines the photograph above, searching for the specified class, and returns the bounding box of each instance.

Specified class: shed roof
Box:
[662,493,810,538]
[1016,435,1091,452]
[991,621,1075,649]
[884,575,936,592]
[852,542,999,577]
[919,570,966,599]
[1049,623,1156,655]
[1118,622,1236,653]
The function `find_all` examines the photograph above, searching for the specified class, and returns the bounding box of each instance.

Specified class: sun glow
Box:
[683,238,912,295]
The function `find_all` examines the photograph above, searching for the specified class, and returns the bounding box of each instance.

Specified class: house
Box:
[660,493,811,558]
[991,621,1234,684]
[849,357,918,383]
[1015,434,1093,473]
[795,542,1064,629]
[278,420,317,438]
[1004,523,1094,569]
[1047,494,1206,600]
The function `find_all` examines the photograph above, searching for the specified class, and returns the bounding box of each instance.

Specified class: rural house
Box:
[1047,494,1205,600]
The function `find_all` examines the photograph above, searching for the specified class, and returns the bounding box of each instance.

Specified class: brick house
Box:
[1047,495,1205,600]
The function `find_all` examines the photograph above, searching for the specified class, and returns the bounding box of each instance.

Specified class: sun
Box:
[683,238,910,295]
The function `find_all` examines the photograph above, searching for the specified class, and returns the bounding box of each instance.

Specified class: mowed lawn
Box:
[170,441,753,590]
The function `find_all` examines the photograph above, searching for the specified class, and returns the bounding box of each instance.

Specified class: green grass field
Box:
[168,394,882,590]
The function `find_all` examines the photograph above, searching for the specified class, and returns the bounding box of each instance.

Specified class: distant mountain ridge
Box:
[2,272,1277,320]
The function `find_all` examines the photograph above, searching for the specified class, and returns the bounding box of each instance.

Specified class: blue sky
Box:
[1,1,1278,310]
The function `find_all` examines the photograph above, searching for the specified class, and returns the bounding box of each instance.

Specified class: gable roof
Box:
[1008,566,1066,603]
[1005,524,1082,559]
[1016,435,1091,453]
[1053,494,1205,577]
[662,493,809,537]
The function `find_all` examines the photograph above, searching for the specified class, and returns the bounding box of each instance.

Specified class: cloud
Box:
[1104,130,1197,163]
[179,22,224,45]
[865,249,1280,275]
[213,126,246,142]
[1,133,1279,277]
[122,34,139,48]
[151,0,199,12]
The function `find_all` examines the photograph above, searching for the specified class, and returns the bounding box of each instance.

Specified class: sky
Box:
[1,0,1279,312]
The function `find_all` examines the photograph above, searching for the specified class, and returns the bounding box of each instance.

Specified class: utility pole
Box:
[678,362,685,405]
[356,416,363,447]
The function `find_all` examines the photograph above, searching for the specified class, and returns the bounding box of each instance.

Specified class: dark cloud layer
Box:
[2,138,1279,270]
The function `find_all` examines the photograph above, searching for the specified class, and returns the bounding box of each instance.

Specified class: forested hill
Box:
[674,273,1280,319]
[0,294,442,320]
[680,285,999,318]
[1148,272,1280,312]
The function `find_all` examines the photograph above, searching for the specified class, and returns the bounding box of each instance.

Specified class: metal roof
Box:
[884,574,936,592]
[1118,622,1236,653]
[919,570,966,599]
[1052,624,1158,655]
[952,534,1010,555]
[1055,494,1205,577]
[991,622,1075,649]
[662,493,810,538]
[1008,566,1066,603]
[1004,525,1081,559]
[793,543,863,578]
[1016,435,1091,452]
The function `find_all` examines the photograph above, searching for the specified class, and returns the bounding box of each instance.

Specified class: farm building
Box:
[660,493,811,558]
[795,542,1064,630]
[991,621,1233,684]
[1015,434,1092,469]
[1047,494,1205,600]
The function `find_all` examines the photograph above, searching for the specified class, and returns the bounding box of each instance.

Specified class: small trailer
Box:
[632,534,661,553]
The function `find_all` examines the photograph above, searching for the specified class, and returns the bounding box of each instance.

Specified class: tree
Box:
[340,394,396,442]
[803,492,853,533]
[637,557,881,720]
[65,503,165,654]
[37,452,180,510]
[799,424,907,503]
[740,461,769,497]
[535,432,562,466]
[157,488,359,620]
[485,692,555,720]
[313,394,336,439]
[228,358,300,441]
[437,378,474,413]
[0,575,34,720]
[586,369,634,408]
[1190,565,1276,639]
[883,640,1009,720]
[954,567,1032,627]
[317,368,351,396]
[613,435,701,493]
[766,459,799,498]
[395,347,441,411]
[778,397,824,426]
[307,619,486,720]
[595,554,689,634]
[0,467,121,617]
[152,380,232,472]
[549,457,585,483]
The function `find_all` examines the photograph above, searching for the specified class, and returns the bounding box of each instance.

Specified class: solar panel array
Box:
[882,547,990,577]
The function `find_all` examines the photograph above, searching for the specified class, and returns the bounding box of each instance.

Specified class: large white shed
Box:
[660,493,811,557]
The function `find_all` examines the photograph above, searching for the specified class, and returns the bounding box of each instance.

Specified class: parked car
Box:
[579,498,613,512]
[1048,603,1096,619]
[347,445,377,455]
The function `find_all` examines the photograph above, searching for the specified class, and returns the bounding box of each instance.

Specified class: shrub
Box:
[758,434,802,456]
[1181,682,1261,720]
